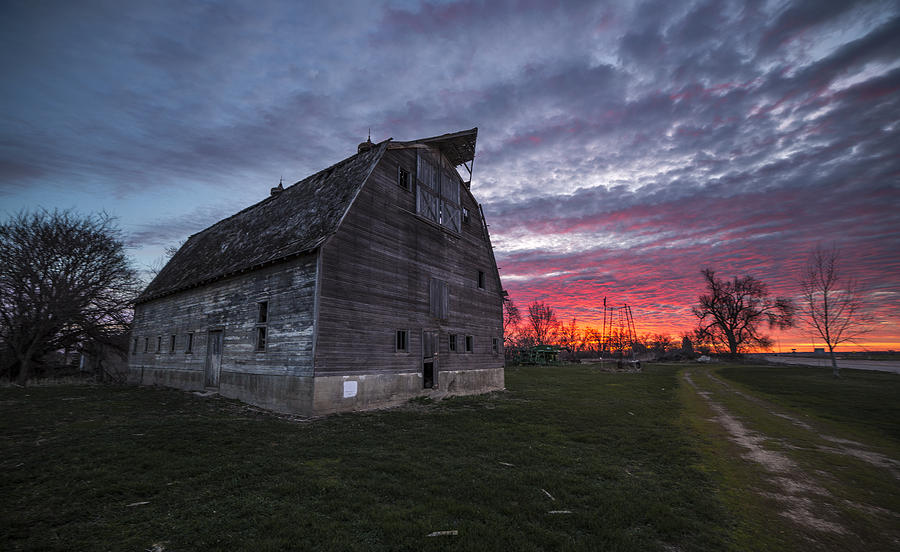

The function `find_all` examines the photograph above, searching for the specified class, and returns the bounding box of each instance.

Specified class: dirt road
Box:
[682,366,900,548]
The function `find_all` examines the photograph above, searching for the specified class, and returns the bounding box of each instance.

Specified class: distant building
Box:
[129,129,504,415]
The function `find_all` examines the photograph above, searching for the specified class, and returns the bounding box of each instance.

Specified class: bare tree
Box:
[557,317,580,360]
[583,327,602,356]
[680,332,695,356]
[145,240,185,281]
[692,269,795,356]
[527,301,559,346]
[503,296,523,354]
[648,333,677,356]
[0,210,140,384]
[799,245,871,377]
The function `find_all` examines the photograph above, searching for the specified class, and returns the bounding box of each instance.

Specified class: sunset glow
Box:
[1,1,898,351]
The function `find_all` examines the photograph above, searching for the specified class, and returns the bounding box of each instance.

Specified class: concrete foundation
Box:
[128,365,204,390]
[129,365,504,417]
[310,366,505,415]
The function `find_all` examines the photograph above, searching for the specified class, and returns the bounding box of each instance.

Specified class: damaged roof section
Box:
[138,140,389,303]
[392,127,477,167]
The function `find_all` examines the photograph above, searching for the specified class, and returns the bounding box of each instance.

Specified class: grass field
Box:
[2,363,898,551]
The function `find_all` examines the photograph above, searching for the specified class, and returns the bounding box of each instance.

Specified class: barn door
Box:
[205,330,223,387]
[422,330,438,389]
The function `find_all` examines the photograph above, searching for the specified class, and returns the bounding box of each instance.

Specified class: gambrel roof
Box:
[137,128,478,304]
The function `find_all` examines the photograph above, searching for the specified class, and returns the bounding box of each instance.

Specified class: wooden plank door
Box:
[423,330,438,389]
[205,330,223,387]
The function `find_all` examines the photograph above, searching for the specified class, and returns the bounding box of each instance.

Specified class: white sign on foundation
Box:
[343,380,358,398]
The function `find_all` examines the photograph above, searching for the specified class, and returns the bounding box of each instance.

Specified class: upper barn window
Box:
[398,166,411,191]
[416,148,461,233]
[257,301,268,324]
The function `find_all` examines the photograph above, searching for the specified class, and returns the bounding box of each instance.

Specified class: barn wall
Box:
[314,146,504,410]
[128,253,318,414]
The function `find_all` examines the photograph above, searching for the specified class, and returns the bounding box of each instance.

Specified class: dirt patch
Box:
[707,373,815,430]
[818,445,900,479]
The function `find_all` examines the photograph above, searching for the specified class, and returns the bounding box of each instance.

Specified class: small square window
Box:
[132,338,138,355]
[186,332,194,353]
[256,327,267,351]
[157,336,162,352]
[449,334,457,352]
[170,335,176,353]
[465,335,474,353]
[492,337,499,354]
[396,330,408,352]
[463,208,470,224]
[143,337,149,353]
[398,166,411,191]
[478,270,485,289]
[257,301,268,324]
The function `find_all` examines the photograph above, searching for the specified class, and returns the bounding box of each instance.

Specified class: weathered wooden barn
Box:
[129,128,504,415]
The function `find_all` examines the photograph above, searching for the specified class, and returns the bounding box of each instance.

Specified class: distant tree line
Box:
[502,298,698,364]
[505,244,872,374]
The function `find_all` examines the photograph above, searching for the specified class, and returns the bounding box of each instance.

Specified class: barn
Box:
[128,128,505,416]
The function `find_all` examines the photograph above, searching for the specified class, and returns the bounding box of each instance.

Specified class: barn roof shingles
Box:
[137,140,389,303]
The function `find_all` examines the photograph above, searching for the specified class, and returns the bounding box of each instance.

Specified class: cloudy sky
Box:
[2,0,898,350]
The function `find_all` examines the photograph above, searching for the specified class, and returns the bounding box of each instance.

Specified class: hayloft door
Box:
[205,330,223,387]
[422,330,438,389]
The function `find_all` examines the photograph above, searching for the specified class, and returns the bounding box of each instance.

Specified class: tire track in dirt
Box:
[683,370,848,535]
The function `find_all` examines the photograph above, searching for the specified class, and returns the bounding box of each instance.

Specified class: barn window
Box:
[396,330,409,352]
[170,335,176,353]
[416,149,461,233]
[463,208,470,224]
[186,332,194,353]
[143,337,149,353]
[132,338,138,355]
[478,270,485,289]
[429,277,449,320]
[157,336,162,352]
[492,337,500,354]
[465,335,474,353]
[398,166,411,191]
[449,334,457,352]
[256,327,267,351]
[257,301,268,323]
[255,301,268,352]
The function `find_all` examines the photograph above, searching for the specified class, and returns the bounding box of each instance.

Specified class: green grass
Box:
[718,364,900,442]
[1,365,727,551]
[3,363,898,551]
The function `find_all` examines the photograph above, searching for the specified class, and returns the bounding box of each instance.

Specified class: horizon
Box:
[2,1,898,350]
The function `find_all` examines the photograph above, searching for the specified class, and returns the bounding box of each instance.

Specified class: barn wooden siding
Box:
[127,130,503,415]
[129,254,318,390]
[315,145,504,381]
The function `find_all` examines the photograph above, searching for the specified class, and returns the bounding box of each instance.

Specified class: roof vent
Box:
[270,177,284,197]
